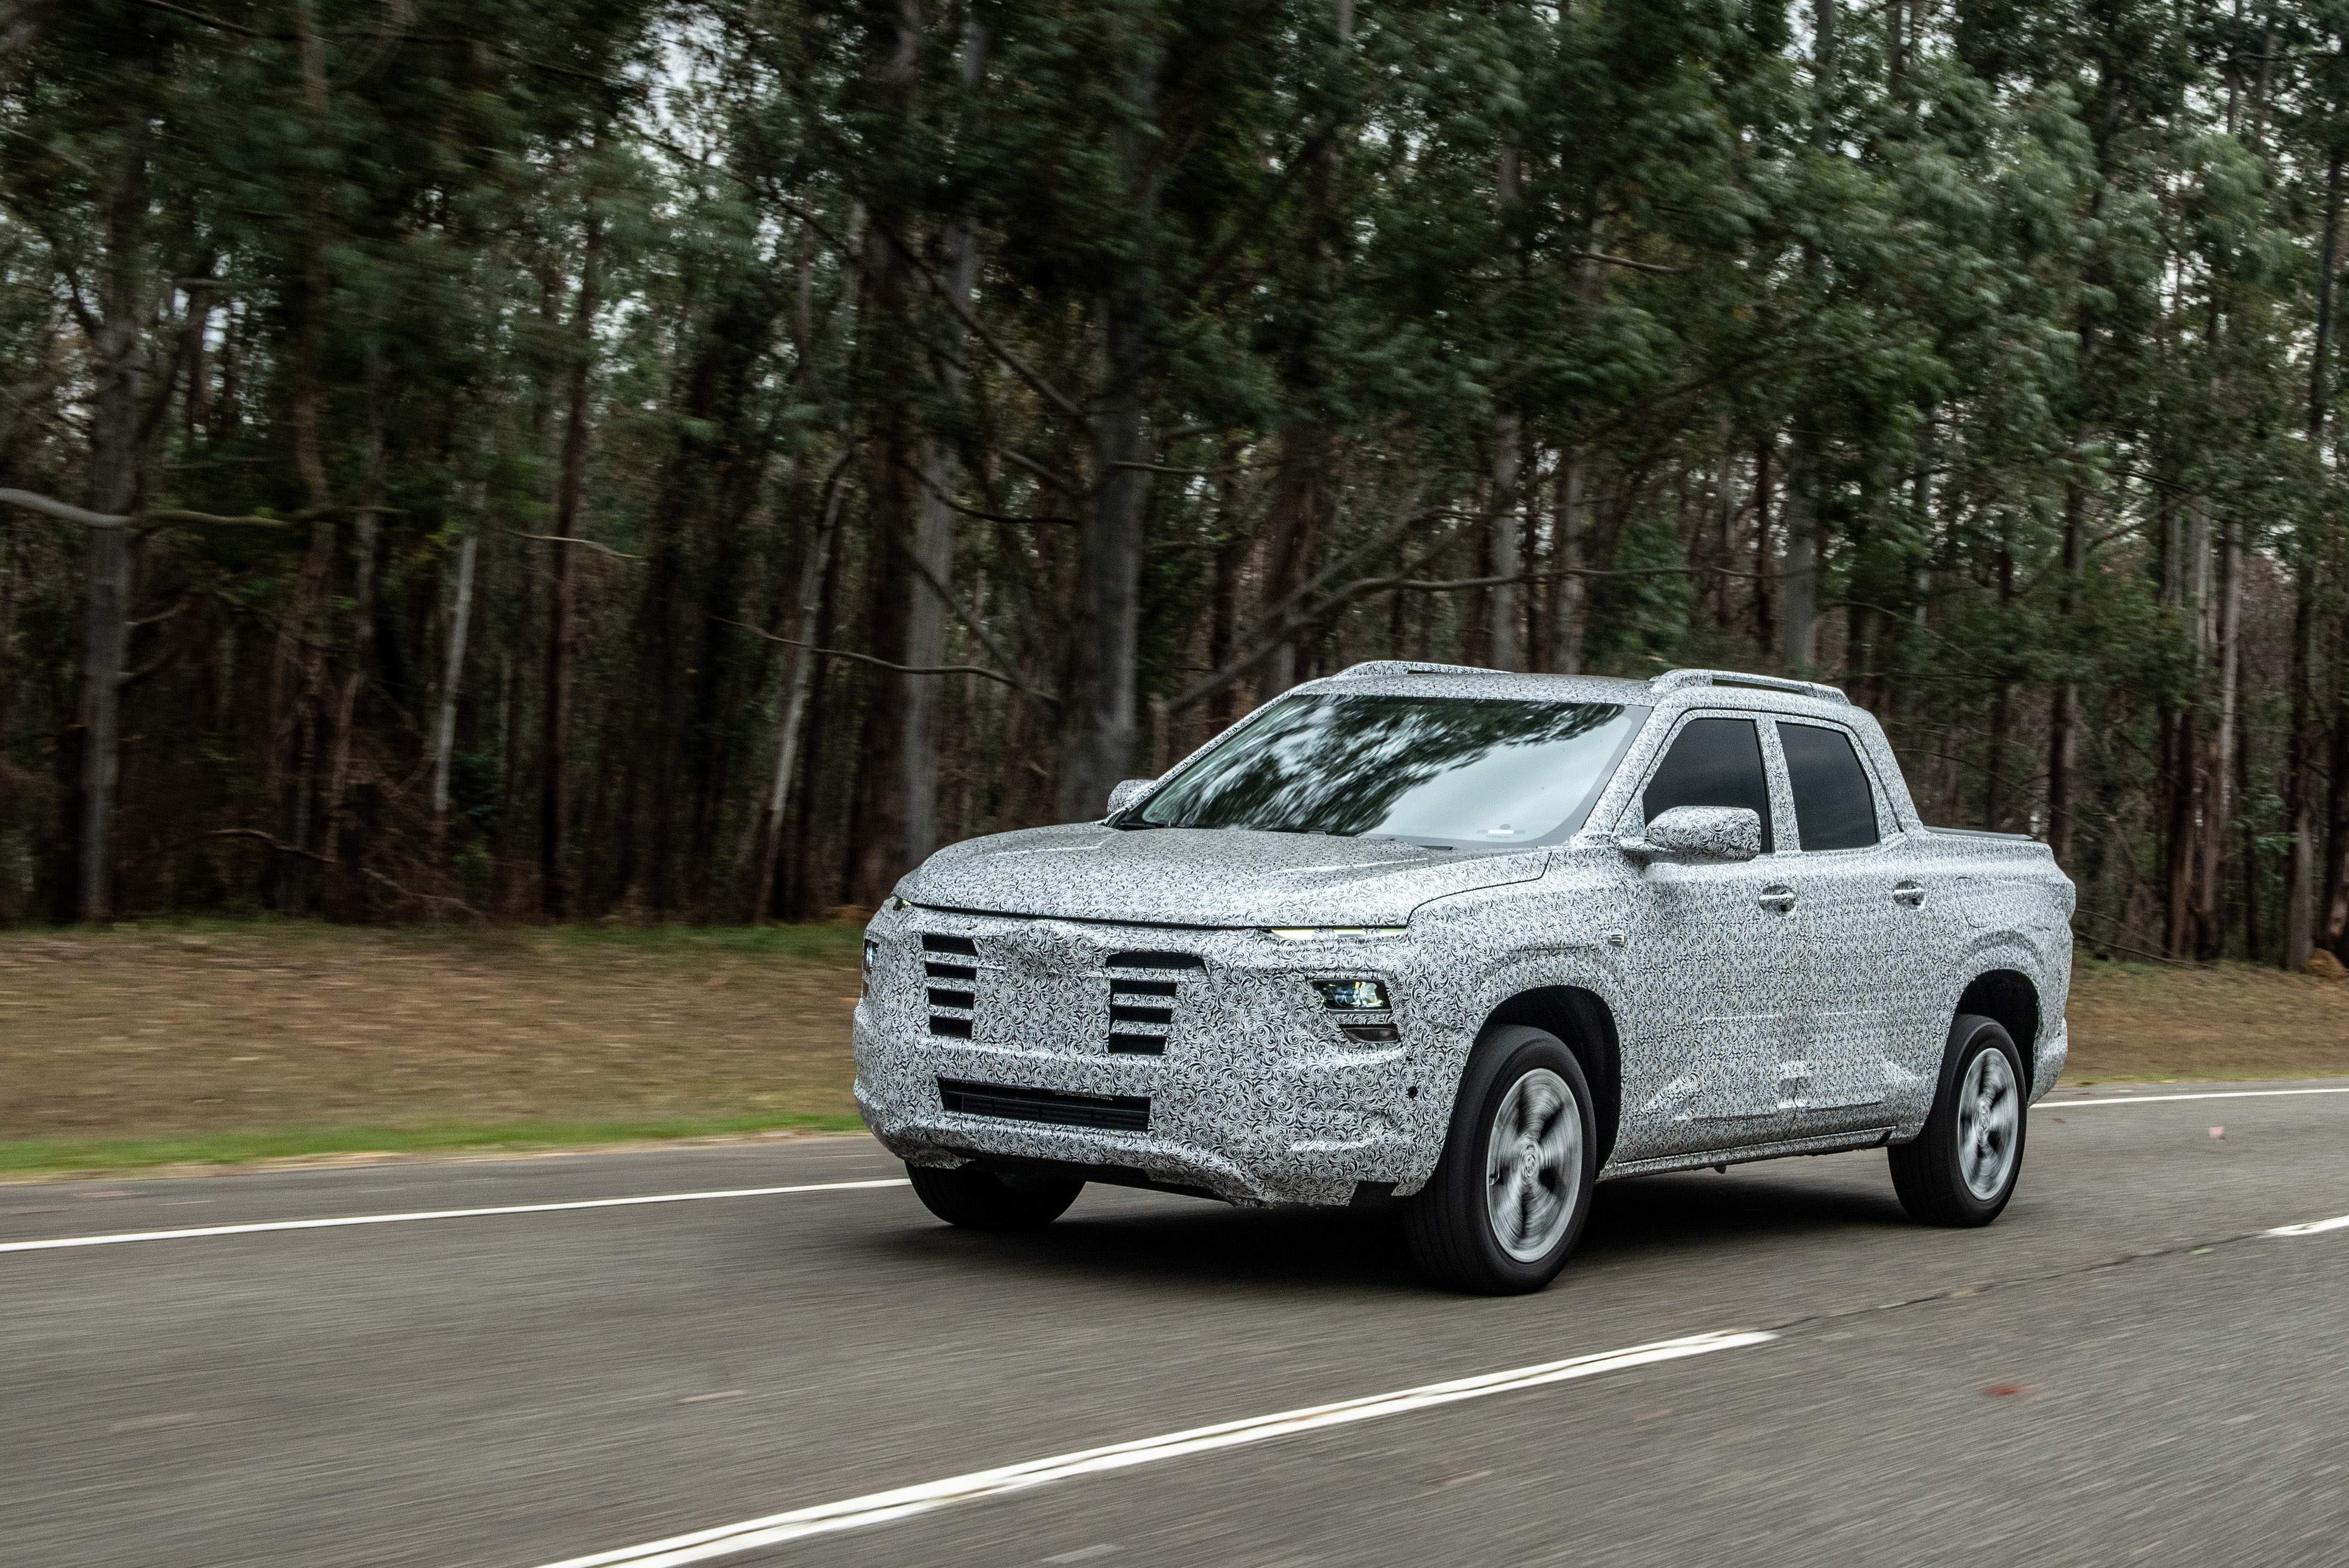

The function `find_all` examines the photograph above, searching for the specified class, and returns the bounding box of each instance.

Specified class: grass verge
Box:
[0,1112,868,1179]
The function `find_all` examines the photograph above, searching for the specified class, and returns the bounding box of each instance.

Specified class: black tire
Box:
[1402,1025,1598,1294]
[1889,1013,2028,1227]
[906,1162,1084,1230]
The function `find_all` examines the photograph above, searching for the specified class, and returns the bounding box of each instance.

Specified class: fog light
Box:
[1315,978,1390,1011]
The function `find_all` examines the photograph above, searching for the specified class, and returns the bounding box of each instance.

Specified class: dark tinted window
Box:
[1780,722,1879,850]
[1641,717,1774,854]
[1134,695,1648,848]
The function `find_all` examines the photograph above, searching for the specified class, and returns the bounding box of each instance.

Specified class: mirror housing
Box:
[1619,805,1762,865]
[1105,778,1157,818]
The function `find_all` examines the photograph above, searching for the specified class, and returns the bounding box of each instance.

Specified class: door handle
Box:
[1758,885,1797,914]
[1892,881,1925,906]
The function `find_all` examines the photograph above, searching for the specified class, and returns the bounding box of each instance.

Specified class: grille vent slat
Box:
[921,933,980,957]
[940,1078,1151,1132]
[1110,1004,1173,1025]
[1110,978,1177,998]
[928,1014,974,1039]
[1104,950,1204,971]
[1106,1034,1166,1055]
[928,987,976,1011]
[924,961,977,982]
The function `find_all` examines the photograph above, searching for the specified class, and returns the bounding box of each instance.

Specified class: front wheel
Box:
[1889,1013,2028,1227]
[1402,1025,1597,1294]
[906,1162,1083,1230]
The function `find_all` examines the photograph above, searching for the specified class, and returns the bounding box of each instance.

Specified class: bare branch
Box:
[712,616,1049,697]
[513,531,641,562]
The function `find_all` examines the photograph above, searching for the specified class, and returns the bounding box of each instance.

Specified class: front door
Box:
[1614,713,1804,1162]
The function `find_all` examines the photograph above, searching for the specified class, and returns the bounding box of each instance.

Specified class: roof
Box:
[1313,662,1850,708]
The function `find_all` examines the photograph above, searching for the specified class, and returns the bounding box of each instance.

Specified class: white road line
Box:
[2268,1214,2349,1236]
[529,1329,1777,1568]
[2047,1086,2349,1108]
[0,1179,910,1255]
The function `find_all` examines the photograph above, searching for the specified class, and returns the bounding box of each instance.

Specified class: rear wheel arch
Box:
[1955,969,2041,1090]
[1477,987,1621,1167]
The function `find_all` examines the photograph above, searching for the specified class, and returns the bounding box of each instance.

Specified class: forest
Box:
[3,0,2348,968]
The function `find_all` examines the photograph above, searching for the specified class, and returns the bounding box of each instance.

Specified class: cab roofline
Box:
[1324,660,1848,706]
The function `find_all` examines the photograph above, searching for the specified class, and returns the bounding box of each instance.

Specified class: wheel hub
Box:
[1485,1067,1583,1263]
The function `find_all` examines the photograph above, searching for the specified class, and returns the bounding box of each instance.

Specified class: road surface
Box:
[9,1080,2349,1567]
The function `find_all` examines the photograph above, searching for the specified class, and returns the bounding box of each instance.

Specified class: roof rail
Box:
[1332,660,1506,680]
[1649,668,1851,705]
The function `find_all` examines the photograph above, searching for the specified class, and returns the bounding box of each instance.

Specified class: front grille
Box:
[1102,954,1198,1056]
[921,933,980,1037]
[939,1078,1151,1132]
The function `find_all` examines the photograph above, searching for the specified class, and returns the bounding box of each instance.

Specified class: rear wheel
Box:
[1889,1013,2027,1227]
[1402,1025,1596,1294]
[906,1162,1083,1230]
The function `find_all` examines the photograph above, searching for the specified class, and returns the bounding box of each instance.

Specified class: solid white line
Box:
[2046,1086,2349,1109]
[530,1329,1777,1568]
[0,1179,910,1255]
[2268,1214,2349,1236]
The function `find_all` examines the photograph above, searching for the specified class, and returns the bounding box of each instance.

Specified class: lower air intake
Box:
[938,1078,1151,1133]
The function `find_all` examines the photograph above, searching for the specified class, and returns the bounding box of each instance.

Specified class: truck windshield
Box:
[1132,694,1649,848]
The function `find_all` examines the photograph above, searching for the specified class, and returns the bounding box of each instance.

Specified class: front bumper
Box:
[852,910,1436,1207]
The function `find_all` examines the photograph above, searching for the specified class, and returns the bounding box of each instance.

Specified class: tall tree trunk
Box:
[1779,424,1819,670]
[2320,632,2349,957]
[1548,455,1585,674]
[1752,436,1775,654]
[1486,143,1523,672]
[902,16,989,868]
[540,209,603,918]
[846,2,926,904]
[2287,144,2345,965]
[1058,27,1163,821]
[2195,514,2243,959]
[1205,439,1247,732]
[2046,482,2086,867]
[2285,580,2317,966]
[75,115,148,920]
[430,527,479,855]
[755,457,848,921]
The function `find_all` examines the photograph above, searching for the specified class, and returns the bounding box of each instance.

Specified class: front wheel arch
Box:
[1476,986,1620,1168]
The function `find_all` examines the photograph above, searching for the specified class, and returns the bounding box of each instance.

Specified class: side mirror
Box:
[1619,805,1762,865]
[1106,778,1156,818]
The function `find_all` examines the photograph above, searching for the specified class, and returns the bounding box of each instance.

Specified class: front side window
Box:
[1133,694,1649,849]
[1779,721,1880,851]
[1640,717,1775,854]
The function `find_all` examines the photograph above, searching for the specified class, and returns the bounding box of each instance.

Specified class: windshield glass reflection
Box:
[1135,695,1648,848]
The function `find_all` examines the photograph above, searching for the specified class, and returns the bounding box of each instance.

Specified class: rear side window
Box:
[1641,717,1774,854]
[1780,722,1880,851]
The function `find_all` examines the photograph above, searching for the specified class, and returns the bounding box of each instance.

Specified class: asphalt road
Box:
[9,1082,2349,1568]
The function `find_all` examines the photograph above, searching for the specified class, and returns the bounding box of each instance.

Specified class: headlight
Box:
[861,939,878,998]
[1314,978,1391,1011]
[1267,926,1407,941]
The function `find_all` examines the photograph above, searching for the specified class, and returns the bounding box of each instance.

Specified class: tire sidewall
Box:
[1933,1018,2028,1223]
[1439,1026,1599,1290]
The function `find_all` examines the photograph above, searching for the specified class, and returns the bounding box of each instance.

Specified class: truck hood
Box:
[900,824,1548,928]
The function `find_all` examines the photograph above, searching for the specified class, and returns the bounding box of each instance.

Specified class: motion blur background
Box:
[4,0,2349,976]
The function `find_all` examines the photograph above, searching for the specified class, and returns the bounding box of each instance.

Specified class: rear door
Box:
[1772,717,1908,1132]
[1613,712,1804,1161]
